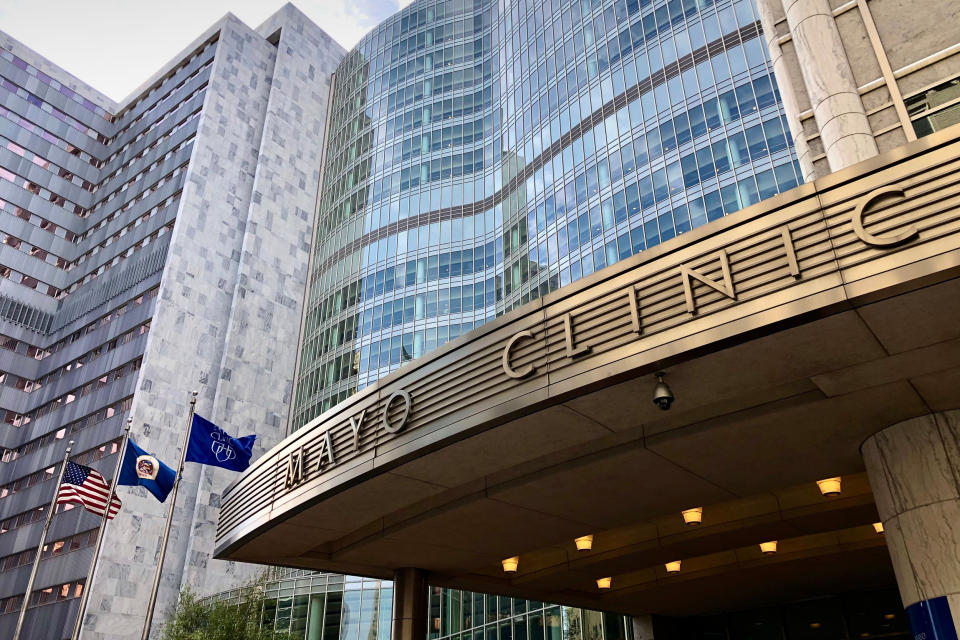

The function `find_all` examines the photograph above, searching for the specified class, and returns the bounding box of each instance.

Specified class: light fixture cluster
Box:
[503,477,865,589]
[815,477,885,536]
[503,534,612,589]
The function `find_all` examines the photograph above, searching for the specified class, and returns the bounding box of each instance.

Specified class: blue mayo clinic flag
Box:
[117,438,176,502]
[185,414,256,472]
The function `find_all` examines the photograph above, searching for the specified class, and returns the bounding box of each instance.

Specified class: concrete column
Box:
[781,0,878,172]
[756,0,816,182]
[861,411,960,639]
[392,568,428,640]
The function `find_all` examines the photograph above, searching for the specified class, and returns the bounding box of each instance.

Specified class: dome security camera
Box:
[652,372,674,411]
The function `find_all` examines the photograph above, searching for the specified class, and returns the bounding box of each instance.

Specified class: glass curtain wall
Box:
[221,574,906,640]
[292,0,800,429]
[427,586,634,640]
[213,571,631,640]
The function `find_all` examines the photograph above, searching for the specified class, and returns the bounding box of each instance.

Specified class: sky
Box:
[0,0,413,104]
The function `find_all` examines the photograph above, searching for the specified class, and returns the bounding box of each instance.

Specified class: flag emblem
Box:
[57,461,121,520]
[136,455,160,480]
[209,430,237,463]
[186,414,256,472]
[118,439,176,503]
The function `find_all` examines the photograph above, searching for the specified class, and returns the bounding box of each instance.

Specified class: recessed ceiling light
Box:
[816,477,842,496]
[681,507,703,525]
[575,535,594,551]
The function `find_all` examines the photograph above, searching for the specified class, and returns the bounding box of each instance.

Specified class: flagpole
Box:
[71,418,132,640]
[13,439,74,640]
[141,390,197,640]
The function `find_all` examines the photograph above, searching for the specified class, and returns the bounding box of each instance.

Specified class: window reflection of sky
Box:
[293,0,801,430]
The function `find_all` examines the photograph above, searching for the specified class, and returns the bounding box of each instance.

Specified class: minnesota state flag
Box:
[117,438,176,502]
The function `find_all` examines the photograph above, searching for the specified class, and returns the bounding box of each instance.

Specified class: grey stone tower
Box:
[0,6,344,639]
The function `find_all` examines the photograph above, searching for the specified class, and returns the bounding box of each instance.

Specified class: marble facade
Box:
[77,10,343,639]
[862,411,960,633]
[757,0,960,179]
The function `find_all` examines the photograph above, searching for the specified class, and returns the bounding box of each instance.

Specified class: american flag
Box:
[57,461,121,519]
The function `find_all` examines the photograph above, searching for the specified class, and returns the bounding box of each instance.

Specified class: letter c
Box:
[851,186,918,247]
[502,330,536,379]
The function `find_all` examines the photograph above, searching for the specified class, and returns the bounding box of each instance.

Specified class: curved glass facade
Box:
[292,0,801,430]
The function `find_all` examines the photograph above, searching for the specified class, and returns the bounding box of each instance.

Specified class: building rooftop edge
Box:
[0,29,119,112]
[0,3,346,118]
[254,2,350,55]
[112,12,237,111]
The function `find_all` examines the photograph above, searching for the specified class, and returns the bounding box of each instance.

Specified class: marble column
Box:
[392,568,428,640]
[756,0,817,182]
[861,411,960,636]
[781,0,878,172]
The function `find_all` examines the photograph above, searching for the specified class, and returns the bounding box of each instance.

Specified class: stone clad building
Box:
[0,6,344,639]
[756,0,960,179]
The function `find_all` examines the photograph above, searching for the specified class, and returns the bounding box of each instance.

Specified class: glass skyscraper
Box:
[291,0,801,429]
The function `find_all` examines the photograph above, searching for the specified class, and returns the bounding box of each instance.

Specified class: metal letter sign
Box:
[563,313,591,358]
[502,330,536,379]
[348,409,366,451]
[273,180,932,496]
[681,249,736,314]
[284,445,304,489]
[316,431,336,470]
[382,391,412,434]
[852,185,919,247]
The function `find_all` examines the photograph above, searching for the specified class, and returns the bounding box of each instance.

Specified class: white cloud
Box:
[0,0,413,103]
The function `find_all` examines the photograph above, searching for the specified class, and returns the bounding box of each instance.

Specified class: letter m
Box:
[284,445,304,489]
[680,249,736,314]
